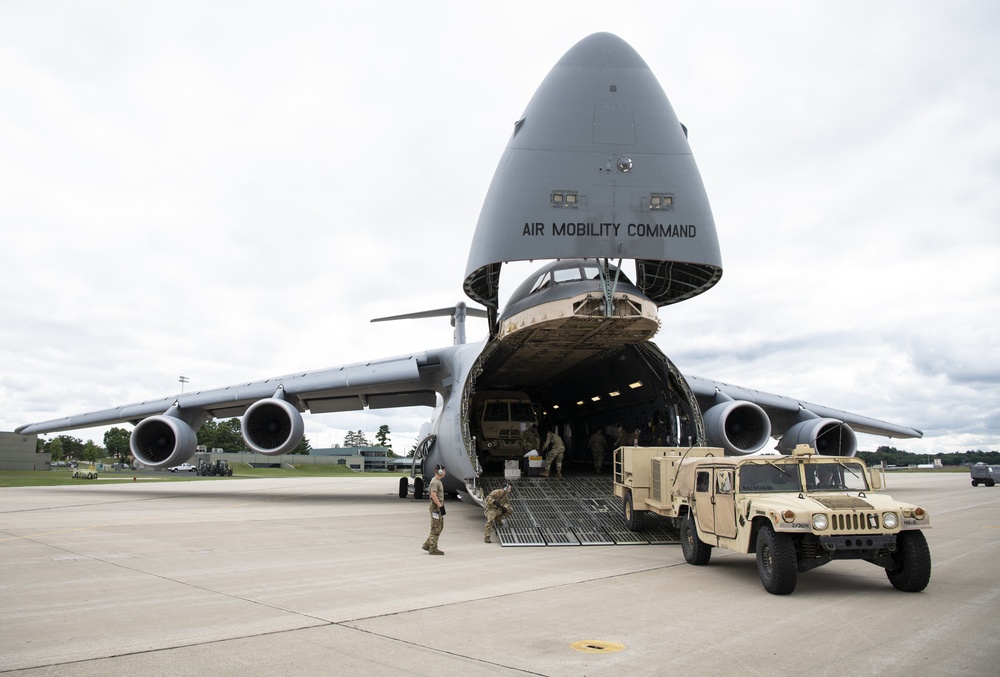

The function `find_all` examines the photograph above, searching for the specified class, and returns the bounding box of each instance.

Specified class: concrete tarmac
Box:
[1,472,997,676]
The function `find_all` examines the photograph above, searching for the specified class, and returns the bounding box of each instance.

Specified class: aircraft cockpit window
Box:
[553,268,584,284]
[529,273,553,294]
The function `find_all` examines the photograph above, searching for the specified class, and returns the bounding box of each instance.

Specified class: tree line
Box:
[857,446,1000,467]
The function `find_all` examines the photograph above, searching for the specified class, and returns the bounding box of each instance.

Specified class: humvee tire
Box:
[886,530,931,592]
[623,489,644,531]
[756,524,797,595]
[680,512,712,565]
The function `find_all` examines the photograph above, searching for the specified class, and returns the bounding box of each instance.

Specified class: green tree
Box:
[288,435,312,455]
[51,435,84,459]
[48,438,64,462]
[344,430,371,447]
[80,440,104,463]
[375,424,395,456]
[104,427,131,460]
[197,419,246,453]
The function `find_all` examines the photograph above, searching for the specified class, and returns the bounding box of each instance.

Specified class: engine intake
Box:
[703,400,772,455]
[242,397,304,455]
[777,418,857,457]
[130,415,198,468]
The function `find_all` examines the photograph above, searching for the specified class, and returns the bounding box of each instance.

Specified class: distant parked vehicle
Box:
[970,463,1000,487]
[168,463,197,473]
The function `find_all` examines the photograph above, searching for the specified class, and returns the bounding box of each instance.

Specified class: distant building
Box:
[0,432,50,471]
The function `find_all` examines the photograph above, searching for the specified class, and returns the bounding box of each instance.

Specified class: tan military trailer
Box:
[613,445,931,595]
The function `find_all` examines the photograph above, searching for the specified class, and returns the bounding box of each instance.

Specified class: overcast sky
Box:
[2,1,997,458]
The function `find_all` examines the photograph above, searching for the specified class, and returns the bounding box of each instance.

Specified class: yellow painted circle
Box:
[570,640,626,654]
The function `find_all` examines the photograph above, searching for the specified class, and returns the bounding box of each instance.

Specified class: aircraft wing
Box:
[685,374,923,441]
[16,350,451,436]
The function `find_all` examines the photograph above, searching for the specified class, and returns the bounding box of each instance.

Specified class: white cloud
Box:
[2,1,998,458]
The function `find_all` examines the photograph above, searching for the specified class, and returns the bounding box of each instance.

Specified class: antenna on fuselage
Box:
[370,302,489,345]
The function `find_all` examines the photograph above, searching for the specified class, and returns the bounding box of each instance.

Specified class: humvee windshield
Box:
[739,462,801,492]
[804,461,869,492]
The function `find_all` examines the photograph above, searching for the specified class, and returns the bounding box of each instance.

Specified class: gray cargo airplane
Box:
[17,33,920,502]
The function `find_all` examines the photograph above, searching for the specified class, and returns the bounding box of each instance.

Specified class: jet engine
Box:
[702,400,772,455]
[777,418,858,457]
[130,415,198,468]
[241,396,305,455]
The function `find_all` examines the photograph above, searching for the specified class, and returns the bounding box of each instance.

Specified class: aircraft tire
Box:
[623,490,643,531]
[886,530,931,592]
[756,523,797,595]
[414,476,424,500]
[681,512,712,565]
[398,477,408,499]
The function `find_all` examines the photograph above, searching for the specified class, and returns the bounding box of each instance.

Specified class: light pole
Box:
[179,375,189,393]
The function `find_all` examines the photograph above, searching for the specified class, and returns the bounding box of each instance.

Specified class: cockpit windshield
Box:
[529,264,631,294]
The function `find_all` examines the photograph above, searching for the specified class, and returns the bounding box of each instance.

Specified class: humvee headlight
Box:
[812,513,829,531]
[781,510,795,523]
[882,512,898,529]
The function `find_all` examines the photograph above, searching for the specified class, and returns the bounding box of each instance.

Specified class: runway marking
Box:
[0,515,163,543]
[570,640,626,654]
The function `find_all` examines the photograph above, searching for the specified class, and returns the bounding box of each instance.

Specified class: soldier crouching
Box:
[484,483,514,543]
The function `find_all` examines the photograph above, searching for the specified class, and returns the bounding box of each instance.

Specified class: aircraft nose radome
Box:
[555,32,649,69]
[464,32,723,310]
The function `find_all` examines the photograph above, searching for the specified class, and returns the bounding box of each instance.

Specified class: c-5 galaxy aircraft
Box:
[18,33,920,502]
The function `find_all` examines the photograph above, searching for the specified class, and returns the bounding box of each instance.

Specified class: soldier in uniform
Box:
[613,423,628,450]
[421,467,446,555]
[588,428,608,473]
[483,483,514,543]
[520,423,540,454]
[540,429,566,478]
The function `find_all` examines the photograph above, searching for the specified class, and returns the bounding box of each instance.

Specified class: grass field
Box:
[0,463,407,488]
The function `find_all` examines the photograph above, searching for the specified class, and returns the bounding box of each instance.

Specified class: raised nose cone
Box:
[464,32,722,310]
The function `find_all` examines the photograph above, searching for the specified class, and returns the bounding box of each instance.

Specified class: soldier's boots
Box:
[428,549,444,555]
[421,543,430,551]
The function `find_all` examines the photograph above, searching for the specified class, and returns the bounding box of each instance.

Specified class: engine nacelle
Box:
[777,418,857,457]
[703,400,772,455]
[242,397,305,455]
[130,415,198,468]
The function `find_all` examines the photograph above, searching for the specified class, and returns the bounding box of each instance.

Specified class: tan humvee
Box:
[613,444,931,595]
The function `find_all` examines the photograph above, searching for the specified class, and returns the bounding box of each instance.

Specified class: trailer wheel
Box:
[886,530,931,592]
[681,512,712,565]
[756,523,797,595]
[398,477,408,499]
[972,480,979,486]
[623,490,643,531]
[988,480,996,487]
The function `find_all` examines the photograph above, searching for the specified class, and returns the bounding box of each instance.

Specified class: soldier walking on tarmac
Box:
[484,483,514,543]
[540,429,566,477]
[422,467,447,555]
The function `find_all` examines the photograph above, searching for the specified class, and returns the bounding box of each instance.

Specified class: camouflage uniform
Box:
[520,425,540,454]
[483,486,513,543]
[422,474,446,554]
[613,426,628,450]
[589,431,608,473]
[541,431,565,477]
